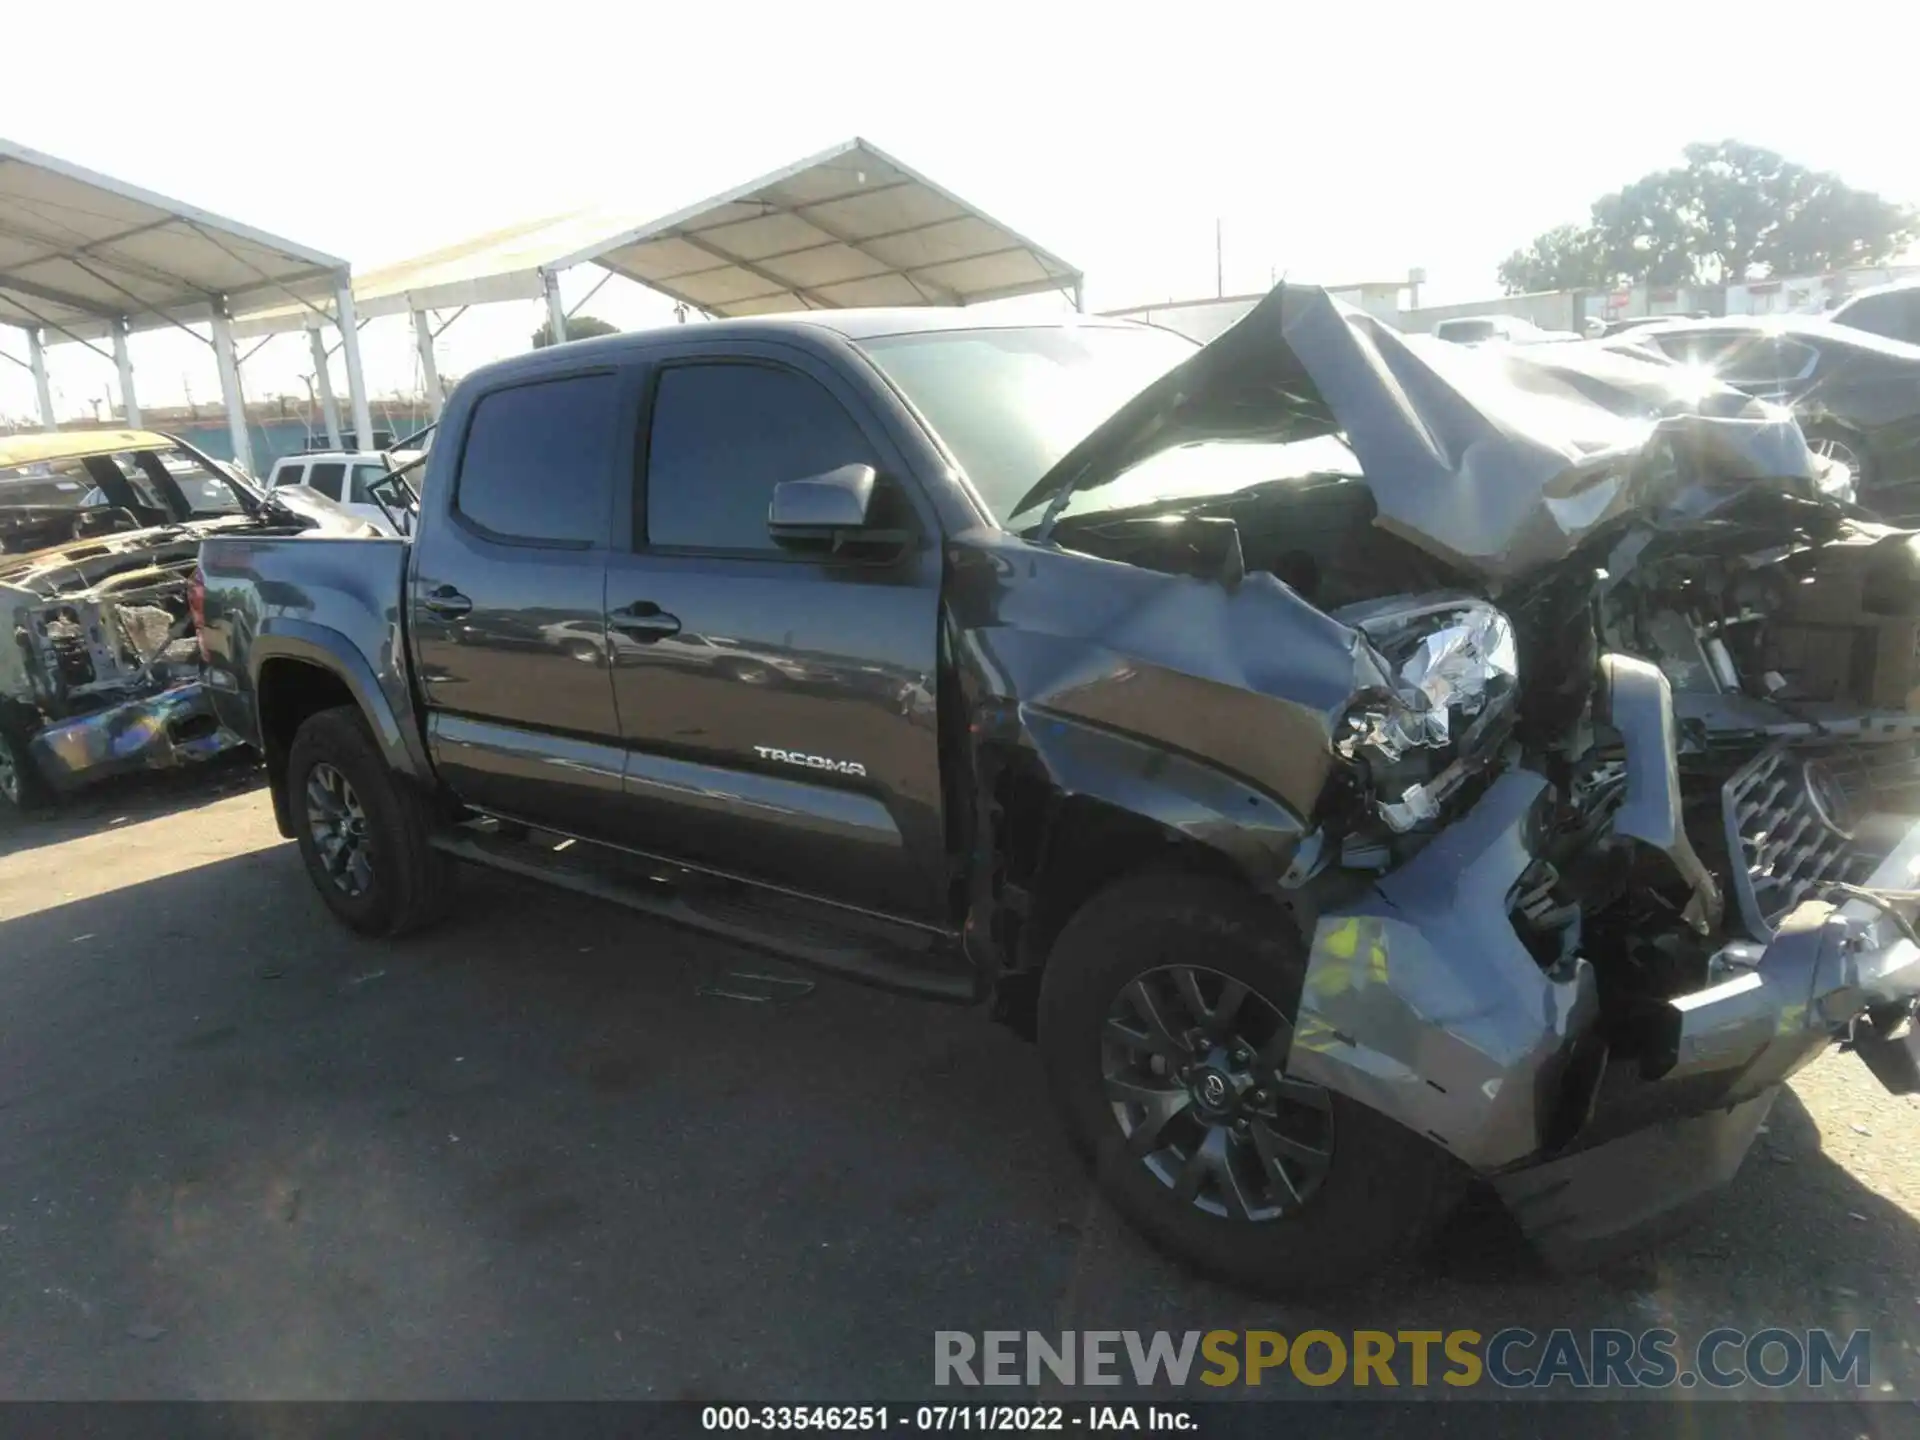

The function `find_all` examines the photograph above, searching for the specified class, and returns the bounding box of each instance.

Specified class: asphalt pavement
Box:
[2,761,1918,1428]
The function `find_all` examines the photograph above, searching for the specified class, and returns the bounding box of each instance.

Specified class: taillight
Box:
[188,567,209,661]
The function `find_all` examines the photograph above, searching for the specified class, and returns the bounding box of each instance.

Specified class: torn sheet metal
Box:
[1017,284,1819,581]
[1285,770,1599,1171]
[27,680,242,792]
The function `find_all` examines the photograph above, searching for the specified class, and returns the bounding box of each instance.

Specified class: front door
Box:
[410,366,629,836]
[603,351,947,923]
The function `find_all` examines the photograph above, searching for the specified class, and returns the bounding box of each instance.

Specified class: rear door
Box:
[410,366,631,835]
[601,345,948,923]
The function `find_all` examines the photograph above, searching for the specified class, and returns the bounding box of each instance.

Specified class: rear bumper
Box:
[27,681,244,793]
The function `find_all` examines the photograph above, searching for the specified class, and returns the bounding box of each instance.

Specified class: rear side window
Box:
[348,463,387,503]
[456,373,620,545]
[644,363,876,552]
[306,462,345,501]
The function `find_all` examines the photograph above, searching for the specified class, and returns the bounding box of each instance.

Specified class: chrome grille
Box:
[1721,747,1866,939]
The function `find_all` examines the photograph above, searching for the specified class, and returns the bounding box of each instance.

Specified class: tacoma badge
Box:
[753,746,867,777]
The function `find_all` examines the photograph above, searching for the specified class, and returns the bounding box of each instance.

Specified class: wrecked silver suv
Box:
[0,429,373,810]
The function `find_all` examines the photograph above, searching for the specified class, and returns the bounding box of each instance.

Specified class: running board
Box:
[430,827,979,1003]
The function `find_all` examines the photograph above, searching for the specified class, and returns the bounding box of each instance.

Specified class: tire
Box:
[1037,872,1464,1294]
[0,720,52,813]
[286,705,453,936]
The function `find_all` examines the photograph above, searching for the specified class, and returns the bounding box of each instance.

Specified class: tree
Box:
[531,315,619,348]
[1499,142,1915,294]
[1497,224,1613,294]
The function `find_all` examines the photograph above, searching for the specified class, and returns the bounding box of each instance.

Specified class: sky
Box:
[3,0,1917,427]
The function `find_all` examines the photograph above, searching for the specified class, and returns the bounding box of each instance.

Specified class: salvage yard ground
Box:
[3,765,1920,1415]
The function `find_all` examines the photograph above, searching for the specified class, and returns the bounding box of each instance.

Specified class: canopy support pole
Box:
[112,318,140,427]
[412,309,445,419]
[335,277,374,452]
[308,327,342,448]
[209,302,255,475]
[1072,279,1086,314]
[541,268,568,346]
[26,327,55,428]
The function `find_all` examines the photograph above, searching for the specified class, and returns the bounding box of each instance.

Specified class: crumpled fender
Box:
[1016,705,1312,889]
[1285,770,1599,1172]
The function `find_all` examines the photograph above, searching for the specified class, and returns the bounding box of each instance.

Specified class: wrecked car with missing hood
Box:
[0,428,378,810]
[196,291,1920,1292]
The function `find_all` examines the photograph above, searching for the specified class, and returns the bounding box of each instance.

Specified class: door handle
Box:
[609,600,681,641]
[422,585,472,619]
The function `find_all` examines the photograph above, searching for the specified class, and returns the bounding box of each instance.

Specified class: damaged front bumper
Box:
[26,680,244,793]
[1286,767,1920,1267]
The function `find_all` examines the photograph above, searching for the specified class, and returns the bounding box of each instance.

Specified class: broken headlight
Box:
[1335,600,1520,832]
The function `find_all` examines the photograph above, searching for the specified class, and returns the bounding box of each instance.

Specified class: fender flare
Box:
[250,623,431,830]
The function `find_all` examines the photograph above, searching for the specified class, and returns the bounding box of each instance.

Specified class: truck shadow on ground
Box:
[0,752,265,861]
[0,845,1915,1401]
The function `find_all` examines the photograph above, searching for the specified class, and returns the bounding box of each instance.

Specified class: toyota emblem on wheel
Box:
[1200,1073,1229,1107]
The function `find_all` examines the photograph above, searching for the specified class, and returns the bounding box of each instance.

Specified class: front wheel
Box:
[286,705,453,936]
[1038,873,1463,1294]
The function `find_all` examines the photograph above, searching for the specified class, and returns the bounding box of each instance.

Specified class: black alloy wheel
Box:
[304,761,375,897]
[1103,964,1333,1222]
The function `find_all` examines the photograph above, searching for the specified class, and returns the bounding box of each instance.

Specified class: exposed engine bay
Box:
[10,556,203,715]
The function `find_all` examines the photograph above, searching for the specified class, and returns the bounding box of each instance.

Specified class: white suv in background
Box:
[265,451,412,534]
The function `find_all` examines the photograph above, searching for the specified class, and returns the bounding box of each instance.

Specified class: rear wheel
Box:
[1038,873,1463,1294]
[287,705,453,936]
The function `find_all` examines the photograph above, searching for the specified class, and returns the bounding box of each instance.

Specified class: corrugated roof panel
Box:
[224,137,1080,336]
[803,184,967,240]
[0,137,346,341]
[756,244,894,289]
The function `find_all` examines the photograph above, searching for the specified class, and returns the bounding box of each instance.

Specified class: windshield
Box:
[858,323,1197,525]
[0,444,250,528]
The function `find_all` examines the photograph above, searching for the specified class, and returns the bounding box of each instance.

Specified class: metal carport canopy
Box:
[0,137,369,471]
[570,137,1083,315]
[235,135,1085,335]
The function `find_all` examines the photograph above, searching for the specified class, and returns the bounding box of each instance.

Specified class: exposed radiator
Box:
[1721,747,1870,940]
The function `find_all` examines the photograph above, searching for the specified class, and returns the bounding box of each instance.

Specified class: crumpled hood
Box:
[1019,284,1821,582]
[0,486,379,596]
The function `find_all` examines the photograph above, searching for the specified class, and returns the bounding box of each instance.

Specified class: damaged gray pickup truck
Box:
[198,287,1920,1292]
[0,428,377,810]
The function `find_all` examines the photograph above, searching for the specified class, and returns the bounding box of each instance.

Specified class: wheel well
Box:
[257,659,358,835]
[980,753,1251,1038]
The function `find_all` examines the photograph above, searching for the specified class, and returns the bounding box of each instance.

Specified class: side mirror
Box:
[767,463,910,559]
[768,463,875,535]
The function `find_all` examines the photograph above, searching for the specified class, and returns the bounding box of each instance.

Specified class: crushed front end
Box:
[1284,492,1920,1266]
[1020,284,1920,1266]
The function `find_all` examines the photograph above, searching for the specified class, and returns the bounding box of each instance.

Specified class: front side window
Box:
[275,464,306,490]
[644,363,877,552]
[455,372,621,545]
